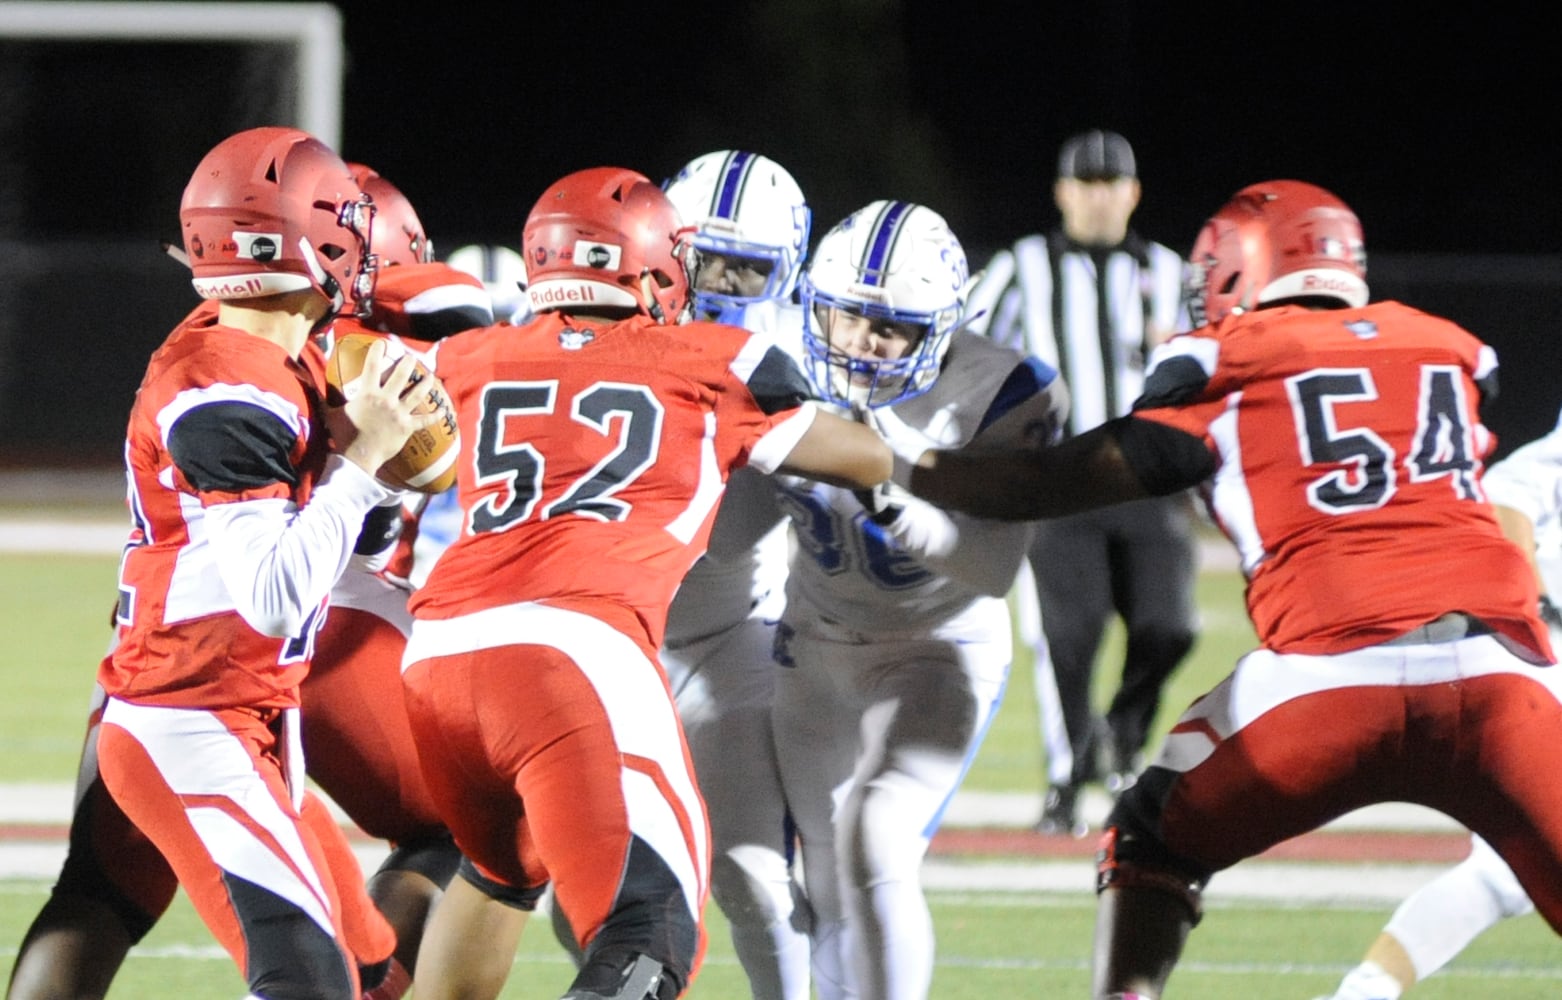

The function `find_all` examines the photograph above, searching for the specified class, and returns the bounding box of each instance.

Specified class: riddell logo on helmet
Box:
[1302,274,1357,293]
[529,284,596,305]
[192,276,268,297]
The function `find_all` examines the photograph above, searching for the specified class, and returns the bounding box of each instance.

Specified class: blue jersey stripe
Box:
[976,356,1059,434]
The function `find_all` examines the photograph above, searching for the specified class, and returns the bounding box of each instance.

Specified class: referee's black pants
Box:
[1028,493,1199,787]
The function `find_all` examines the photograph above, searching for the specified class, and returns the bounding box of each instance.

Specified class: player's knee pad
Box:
[1095,769,1209,925]
[378,832,462,889]
[562,949,677,1000]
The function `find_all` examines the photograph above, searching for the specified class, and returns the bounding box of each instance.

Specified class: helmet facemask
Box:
[684,234,792,316]
[802,289,957,408]
[303,193,377,318]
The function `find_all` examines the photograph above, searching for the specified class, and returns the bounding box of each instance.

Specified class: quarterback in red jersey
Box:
[401,166,892,1000]
[5,158,481,1000]
[895,180,1562,1000]
[80,127,435,1000]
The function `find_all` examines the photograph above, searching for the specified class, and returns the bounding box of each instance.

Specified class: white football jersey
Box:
[777,331,1064,636]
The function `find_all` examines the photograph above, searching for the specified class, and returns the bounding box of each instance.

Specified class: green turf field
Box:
[3,546,1559,997]
[2,876,1558,998]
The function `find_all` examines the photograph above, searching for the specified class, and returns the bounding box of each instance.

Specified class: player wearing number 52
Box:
[399,166,892,1000]
[892,180,1562,1000]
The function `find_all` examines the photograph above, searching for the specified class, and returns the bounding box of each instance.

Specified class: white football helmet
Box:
[801,201,968,408]
[445,243,529,322]
[663,150,810,317]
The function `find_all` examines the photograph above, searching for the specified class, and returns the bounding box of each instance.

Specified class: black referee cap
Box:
[1057,130,1136,181]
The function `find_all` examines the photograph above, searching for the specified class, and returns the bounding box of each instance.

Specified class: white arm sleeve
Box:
[205,455,392,637]
[879,497,1033,597]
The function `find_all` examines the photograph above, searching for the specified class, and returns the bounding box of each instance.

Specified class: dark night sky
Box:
[5,1,1562,462]
[326,2,1562,260]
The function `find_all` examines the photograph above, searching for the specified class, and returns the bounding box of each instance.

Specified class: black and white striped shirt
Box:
[965,230,1187,436]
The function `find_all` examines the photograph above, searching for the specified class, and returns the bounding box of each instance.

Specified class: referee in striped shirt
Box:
[964,129,1198,837]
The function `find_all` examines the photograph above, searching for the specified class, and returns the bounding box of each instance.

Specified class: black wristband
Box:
[869,504,903,527]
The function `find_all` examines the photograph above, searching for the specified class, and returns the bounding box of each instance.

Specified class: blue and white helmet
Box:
[663,150,811,317]
[801,201,968,408]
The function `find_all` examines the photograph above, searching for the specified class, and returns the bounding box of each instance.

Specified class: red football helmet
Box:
[180,126,376,316]
[1185,179,1368,326]
[349,163,433,267]
[521,166,691,322]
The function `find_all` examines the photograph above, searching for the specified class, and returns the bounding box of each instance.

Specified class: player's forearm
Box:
[207,456,391,636]
[898,416,1207,521]
[776,411,893,490]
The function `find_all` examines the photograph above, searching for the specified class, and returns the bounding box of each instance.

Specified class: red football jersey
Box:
[410,312,816,644]
[100,302,334,708]
[1134,301,1552,661]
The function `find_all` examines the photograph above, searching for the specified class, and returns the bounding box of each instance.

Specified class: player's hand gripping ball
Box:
[324,332,459,493]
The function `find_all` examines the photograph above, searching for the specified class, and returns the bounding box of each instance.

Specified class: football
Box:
[323,332,460,494]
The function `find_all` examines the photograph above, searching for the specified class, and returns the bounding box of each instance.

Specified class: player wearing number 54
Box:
[892,179,1562,1000]
[397,166,893,1000]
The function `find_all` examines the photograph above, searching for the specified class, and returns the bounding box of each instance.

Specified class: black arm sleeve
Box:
[1109,417,1217,496]
[166,401,300,493]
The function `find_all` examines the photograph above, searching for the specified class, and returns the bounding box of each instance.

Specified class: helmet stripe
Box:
[859,200,912,287]
[712,150,756,221]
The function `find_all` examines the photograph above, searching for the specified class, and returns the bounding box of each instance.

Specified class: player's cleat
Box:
[1035,782,1089,837]
[1312,960,1404,1000]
